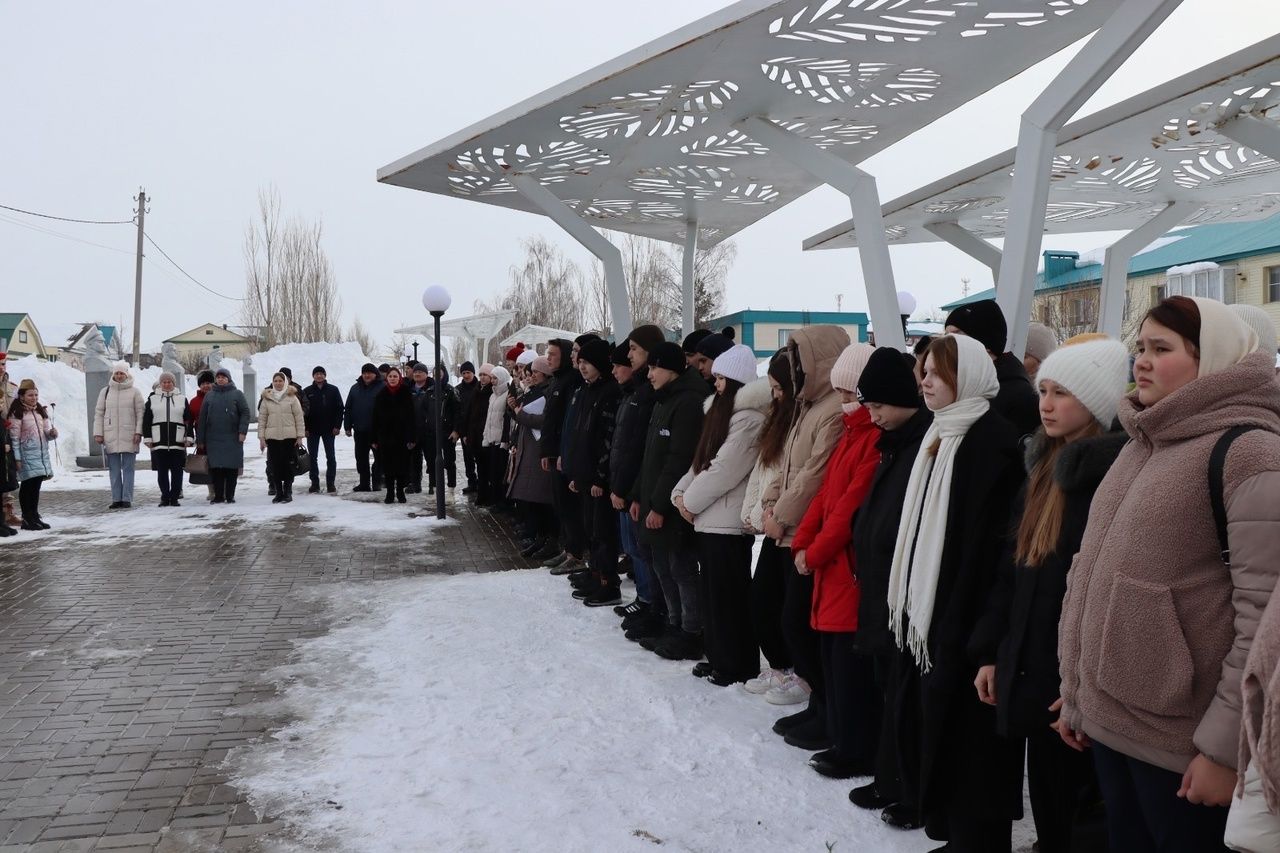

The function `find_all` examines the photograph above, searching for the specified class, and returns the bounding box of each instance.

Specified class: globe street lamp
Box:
[422,286,452,520]
[897,291,917,344]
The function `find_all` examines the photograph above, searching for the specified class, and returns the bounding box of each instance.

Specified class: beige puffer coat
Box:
[1059,351,1280,774]
[762,325,850,546]
[258,387,305,441]
[93,376,145,454]
[672,377,771,535]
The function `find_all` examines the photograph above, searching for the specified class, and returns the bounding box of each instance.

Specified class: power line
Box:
[143,232,244,301]
[0,213,136,255]
[0,202,134,226]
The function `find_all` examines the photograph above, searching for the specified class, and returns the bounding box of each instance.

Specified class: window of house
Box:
[18,331,27,344]
[1164,266,1238,304]
[777,328,796,347]
[205,329,215,335]
[1267,266,1280,303]
[1152,283,1167,304]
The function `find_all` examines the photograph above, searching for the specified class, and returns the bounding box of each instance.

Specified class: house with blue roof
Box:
[942,213,1280,342]
[708,309,870,357]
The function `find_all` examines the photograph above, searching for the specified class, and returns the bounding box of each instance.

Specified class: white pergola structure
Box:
[377,0,1139,352]
[499,324,582,350]
[806,28,1280,353]
[395,309,517,366]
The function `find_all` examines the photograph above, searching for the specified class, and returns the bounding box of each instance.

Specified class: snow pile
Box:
[1165,260,1220,276]
[5,357,90,465]
[221,341,377,392]
[230,571,1038,853]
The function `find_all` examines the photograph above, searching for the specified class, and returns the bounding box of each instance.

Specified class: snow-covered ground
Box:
[228,571,1040,853]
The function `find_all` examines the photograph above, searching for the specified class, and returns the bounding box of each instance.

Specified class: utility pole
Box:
[131,188,148,366]
[961,277,971,298]
[836,293,843,312]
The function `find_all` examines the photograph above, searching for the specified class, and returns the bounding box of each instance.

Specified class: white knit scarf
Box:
[886,335,999,671]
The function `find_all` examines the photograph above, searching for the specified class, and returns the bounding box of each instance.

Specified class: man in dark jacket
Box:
[564,339,623,606]
[463,368,493,500]
[409,363,459,494]
[614,325,665,627]
[344,363,385,491]
[634,341,711,662]
[539,339,586,570]
[454,361,480,492]
[944,300,1040,436]
[849,347,931,830]
[302,366,344,493]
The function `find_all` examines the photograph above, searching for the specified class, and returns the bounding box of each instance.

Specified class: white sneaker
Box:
[764,673,810,706]
[743,667,786,695]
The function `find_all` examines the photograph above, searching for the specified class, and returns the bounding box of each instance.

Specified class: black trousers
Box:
[819,631,880,767]
[461,439,477,486]
[17,478,42,520]
[307,432,337,487]
[751,538,792,671]
[583,492,620,586]
[417,437,456,490]
[871,652,905,802]
[266,440,296,490]
[152,449,185,501]
[353,430,382,488]
[888,647,924,818]
[782,560,823,692]
[210,468,239,501]
[1091,742,1228,853]
[697,532,758,680]
[482,445,508,504]
[550,469,585,556]
[1025,724,1103,853]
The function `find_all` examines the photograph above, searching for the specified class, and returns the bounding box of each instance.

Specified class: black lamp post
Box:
[422,286,452,520]
[412,340,419,363]
[897,290,917,345]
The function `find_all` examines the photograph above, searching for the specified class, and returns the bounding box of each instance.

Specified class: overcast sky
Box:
[4,1,1278,352]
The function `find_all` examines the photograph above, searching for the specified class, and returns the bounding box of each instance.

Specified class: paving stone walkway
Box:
[0,481,527,852]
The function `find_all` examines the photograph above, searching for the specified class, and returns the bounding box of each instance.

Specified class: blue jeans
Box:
[618,511,653,602]
[106,452,137,503]
[307,432,337,487]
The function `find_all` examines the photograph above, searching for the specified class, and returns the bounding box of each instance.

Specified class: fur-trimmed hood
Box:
[703,375,772,415]
[1022,425,1130,495]
[260,385,299,402]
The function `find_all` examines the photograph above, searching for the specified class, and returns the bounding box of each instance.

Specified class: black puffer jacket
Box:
[993,352,1040,437]
[970,427,1128,738]
[635,368,711,548]
[411,379,459,443]
[612,367,655,501]
[539,363,582,462]
[371,385,416,449]
[343,377,384,433]
[850,406,932,656]
[302,382,344,434]
[563,375,621,493]
[456,376,480,427]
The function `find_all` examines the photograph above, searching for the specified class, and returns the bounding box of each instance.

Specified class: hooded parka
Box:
[197,382,250,469]
[93,375,145,454]
[764,326,849,546]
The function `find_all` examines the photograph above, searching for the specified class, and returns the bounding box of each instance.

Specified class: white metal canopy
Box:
[379,0,1116,248]
[499,324,581,348]
[803,35,1280,251]
[395,310,518,365]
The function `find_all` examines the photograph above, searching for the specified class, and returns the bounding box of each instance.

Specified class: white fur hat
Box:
[1035,337,1129,427]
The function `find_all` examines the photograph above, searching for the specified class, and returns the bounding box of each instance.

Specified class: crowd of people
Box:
[3,294,1280,851]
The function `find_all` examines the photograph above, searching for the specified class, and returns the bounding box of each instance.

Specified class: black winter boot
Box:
[384,485,396,504]
[282,482,293,503]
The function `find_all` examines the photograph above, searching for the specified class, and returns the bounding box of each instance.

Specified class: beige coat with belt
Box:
[1059,351,1280,773]
[761,325,849,546]
[258,388,305,441]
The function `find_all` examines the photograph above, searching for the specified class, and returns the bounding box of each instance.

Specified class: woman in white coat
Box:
[93,360,145,509]
[673,345,771,686]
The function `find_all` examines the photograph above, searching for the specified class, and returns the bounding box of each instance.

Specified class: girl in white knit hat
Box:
[970,335,1129,853]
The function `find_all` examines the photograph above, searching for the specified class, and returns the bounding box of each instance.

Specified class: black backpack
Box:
[1209,426,1262,567]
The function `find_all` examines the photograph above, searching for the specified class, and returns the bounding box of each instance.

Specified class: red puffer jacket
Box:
[791,405,881,632]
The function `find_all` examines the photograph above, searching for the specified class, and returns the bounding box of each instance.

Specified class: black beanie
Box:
[857,347,921,408]
[610,340,632,366]
[722,326,736,341]
[628,324,665,355]
[197,369,215,385]
[648,341,688,373]
[682,329,713,354]
[459,361,476,375]
[361,362,378,375]
[575,332,601,347]
[279,367,293,380]
[696,332,733,361]
[548,339,573,365]
[579,339,612,375]
[944,299,1007,354]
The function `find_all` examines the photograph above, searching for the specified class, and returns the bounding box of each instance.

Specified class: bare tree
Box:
[477,236,587,338]
[346,317,377,358]
[589,235,736,333]
[177,349,210,374]
[242,186,343,347]
[449,337,470,369]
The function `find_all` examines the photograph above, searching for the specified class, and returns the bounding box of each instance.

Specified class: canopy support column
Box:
[682,220,699,340]
[736,117,905,351]
[923,222,1002,279]
[508,174,633,336]
[1098,201,1195,337]
[1218,114,1280,163]
[996,0,1184,357]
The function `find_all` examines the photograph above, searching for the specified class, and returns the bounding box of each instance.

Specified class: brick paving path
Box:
[0,482,528,851]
